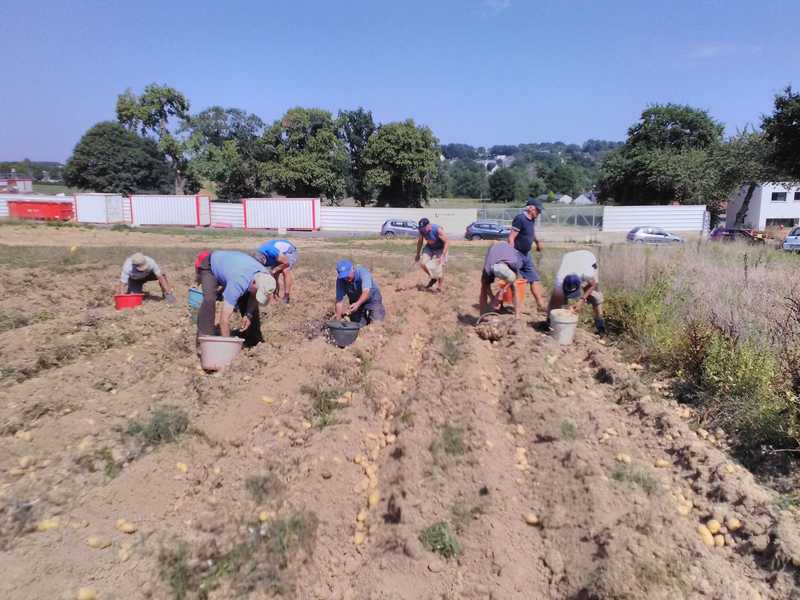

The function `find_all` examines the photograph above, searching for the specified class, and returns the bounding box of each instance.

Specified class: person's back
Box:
[555,250,598,287]
[483,242,523,276]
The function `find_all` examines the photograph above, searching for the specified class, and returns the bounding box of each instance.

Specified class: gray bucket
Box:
[326,320,362,347]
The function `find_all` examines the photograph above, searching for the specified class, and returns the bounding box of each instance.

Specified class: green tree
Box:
[627,103,724,151]
[362,120,440,207]
[762,86,800,180]
[449,159,487,198]
[337,108,376,205]
[441,143,477,160]
[544,163,583,196]
[116,84,191,193]
[63,122,171,194]
[488,168,517,203]
[261,107,347,201]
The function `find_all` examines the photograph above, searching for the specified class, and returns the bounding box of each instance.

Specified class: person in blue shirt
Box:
[253,239,298,304]
[507,197,547,312]
[414,218,449,292]
[196,250,276,347]
[334,259,386,326]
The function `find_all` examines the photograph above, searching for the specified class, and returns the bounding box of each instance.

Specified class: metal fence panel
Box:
[210,202,245,228]
[129,195,210,226]
[602,205,707,232]
[75,193,125,223]
[319,207,477,238]
[243,198,319,230]
[478,205,603,228]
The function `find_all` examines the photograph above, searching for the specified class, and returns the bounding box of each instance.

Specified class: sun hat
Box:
[336,259,354,279]
[418,218,430,230]
[130,252,149,269]
[253,272,277,305]
[562,274,582,299]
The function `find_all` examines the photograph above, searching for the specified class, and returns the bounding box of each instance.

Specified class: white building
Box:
[556,194,573,204]
[727,182,800,230]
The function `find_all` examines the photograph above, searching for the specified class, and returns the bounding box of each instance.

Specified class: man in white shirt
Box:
[547,250,605,334]
[115,252,175,303]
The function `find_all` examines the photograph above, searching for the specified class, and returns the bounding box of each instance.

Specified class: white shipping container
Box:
[210,202,245,228]
[129,195,211,226]
[319,207,478,239]
[74,193,125,223]
[244,198,320,230]
[602,205,707,232]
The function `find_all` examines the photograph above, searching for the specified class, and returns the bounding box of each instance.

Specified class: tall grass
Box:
[600,242,800,460]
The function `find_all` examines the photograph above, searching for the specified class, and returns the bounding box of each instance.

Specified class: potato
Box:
[18,456,34,469]
[176,463,188,474]
[36,518,60,532]
[654,459,671,468]
[76,587,98,600]
[726,517,742,532]
[677,504,691,516]
[353,531,366,545]
[87,536,111,549]
[356,510,368,523]
[706,519,721,534]
[385,434,397,444]
[524,513,540,526]
[368,491,380,508]
[259,511,270,523]
[116,519,137,534]
[697,524,714,547]
[615,453,632,464]
[714,534,725,547]
[14,431,33,442]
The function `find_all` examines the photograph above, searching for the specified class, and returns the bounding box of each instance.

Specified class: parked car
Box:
[782,226,800,252]
[465,221,510,241]
[381,219,419,237]
[626,226,683,244]
[709,227,767,244]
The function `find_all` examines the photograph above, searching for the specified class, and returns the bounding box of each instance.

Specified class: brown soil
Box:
[0,228,799,600]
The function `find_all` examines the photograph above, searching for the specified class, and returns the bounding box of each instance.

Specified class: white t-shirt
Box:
[120,256,161,284]
[555,250,598,290]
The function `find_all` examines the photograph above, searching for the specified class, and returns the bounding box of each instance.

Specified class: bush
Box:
[420,522,461,558]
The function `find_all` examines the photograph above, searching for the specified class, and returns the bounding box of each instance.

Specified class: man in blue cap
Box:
[547,249,606,334]
[334,260,386,325]
[415,218,449,292]
[508,197,547,312]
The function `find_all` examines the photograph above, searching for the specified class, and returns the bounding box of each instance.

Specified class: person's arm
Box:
[347,290,371,314]
[239,293,258,331]
[335,280,346,319]
[271,255,290,277]
[479,277,490,315]
[571,279,597,312]
[438,229,450,263]
[534,231,543,253]
[507,228,519,247]
[157,274,172,293]
[415,235,424,261]
[117,261,130,295]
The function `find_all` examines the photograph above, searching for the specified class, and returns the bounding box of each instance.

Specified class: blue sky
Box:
[1,0,797,161]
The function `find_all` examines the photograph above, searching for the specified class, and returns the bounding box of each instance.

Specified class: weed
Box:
[420,522,461,558]
[127,405,189,445]
[440,333,464,365]
[611,465,658,495]
[775,493,800,511]
[396,407,415,427]
[245,472,285,504]
[0,499,37,550]
[560,421,579,440]
[76,447,121,479]
[431,425,466,456]
[451,499,488,533]
[301,385,345,428]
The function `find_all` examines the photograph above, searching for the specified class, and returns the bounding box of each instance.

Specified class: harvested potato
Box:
[368,491,380,508]
[116,519,137,534]
[654,459,671,468]
[714,534,725,547]
[353,531,366,545]
[356,510,368,523]
[259,511,270,523]
[615,453,632,464]
[706,519,721,534]
[36,518,59,532]
[76,588,98,600]
[524,513,540,526]
[14,431,33,442]
[697,524,714,547]
[87,536,111,549]
[176,463,188,474]
[726,517,742,532]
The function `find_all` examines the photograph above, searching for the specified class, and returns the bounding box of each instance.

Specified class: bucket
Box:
[197,335,244,370]
[326,320,362,348]
[188,287,203,310]
[428,259,444,280]
[114,293,144,310]
[499,279,527,305]
[550,308,579,345]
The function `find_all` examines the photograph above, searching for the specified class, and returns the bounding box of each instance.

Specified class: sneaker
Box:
[425,278,438,289]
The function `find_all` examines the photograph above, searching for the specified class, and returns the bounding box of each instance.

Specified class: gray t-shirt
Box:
[120,256,161,284]
[483,242,524,277]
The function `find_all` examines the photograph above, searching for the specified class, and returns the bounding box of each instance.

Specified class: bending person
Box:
[547,249,606,334]
[196,250,276,347]
[334,260,385,326]
[480,241,524,319]
[253,239,298,304]
[116,252,175,304]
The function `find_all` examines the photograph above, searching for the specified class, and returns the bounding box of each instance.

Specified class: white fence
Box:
[320,207,477,237]
[129,195,210,226]
[210,202,244,228]
[602,205,707,232]
[244,198,320,230]
[0,193,74,219]
[74,193,125,223]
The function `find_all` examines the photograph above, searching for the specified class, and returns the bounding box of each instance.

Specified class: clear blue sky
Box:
[2,0,797,161]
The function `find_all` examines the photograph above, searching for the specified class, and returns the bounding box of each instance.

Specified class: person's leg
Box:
[363,291,386,324]
[588,290,606,334]
[197,257,218,338]
[479,275,492,314]
[546,288,567,329]
[126,278,144,294]
[433,250,445,292]
[519,254,546,311]
[283,269,294,302]
[235,292,264,347]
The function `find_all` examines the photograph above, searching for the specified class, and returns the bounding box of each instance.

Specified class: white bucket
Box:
[198,335,244,370]
[550,309,579,345]
[428,258,443,279]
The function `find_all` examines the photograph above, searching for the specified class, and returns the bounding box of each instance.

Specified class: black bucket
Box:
[326,320,362,347]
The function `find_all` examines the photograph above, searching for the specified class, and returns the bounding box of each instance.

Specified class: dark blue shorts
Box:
[519,253,540,283]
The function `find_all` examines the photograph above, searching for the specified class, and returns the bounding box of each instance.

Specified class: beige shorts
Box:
[491,263,517,283]
[421,250,444,278]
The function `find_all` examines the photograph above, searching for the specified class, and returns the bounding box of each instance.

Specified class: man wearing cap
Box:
[479,241,525,318]
[116,252,175,304]
[334,260,386,326]
[415,218,449,292]
[507,198,547,312]
[196,250,276,347]
[547,249,606,334]
[253,239,299,304]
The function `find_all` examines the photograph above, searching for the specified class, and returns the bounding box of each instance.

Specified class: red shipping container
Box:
[8,201,74,221]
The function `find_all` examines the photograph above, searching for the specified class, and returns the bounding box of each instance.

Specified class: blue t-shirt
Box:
[210,251,266,306]
[336,265,379,303]
[421,224,445,251]
[257,240,296,267]
[511,213,536,254]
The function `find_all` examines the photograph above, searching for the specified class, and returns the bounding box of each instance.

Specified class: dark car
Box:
[381,219,419,237]
[709,227,766,244]
[465,221,510,241]
[626,226,683,244]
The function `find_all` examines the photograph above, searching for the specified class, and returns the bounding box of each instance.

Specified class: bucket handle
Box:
[476,312,501,326]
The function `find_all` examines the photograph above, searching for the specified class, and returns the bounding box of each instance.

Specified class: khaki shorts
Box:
[421,248,444,278]
[491,263,517,283]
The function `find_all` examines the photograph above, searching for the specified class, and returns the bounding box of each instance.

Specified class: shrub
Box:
[420,522,461,558]
[127,406,189,445]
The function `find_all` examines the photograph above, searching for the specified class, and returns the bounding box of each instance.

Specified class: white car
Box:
[783,226,800,252]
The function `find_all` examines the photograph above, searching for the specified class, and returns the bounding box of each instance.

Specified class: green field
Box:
[31,182,74,195]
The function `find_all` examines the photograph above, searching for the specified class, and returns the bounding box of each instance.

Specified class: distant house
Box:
[573,193,596,205]
[0,172,33,193]
[556,194,573,204]
[727,182,800,230]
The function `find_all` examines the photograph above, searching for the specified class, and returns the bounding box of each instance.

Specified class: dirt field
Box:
[0,225,798,600]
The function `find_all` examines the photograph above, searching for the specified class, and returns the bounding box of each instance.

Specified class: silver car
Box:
[626,226,683,244]
[783,226,800,252]
[381,219,419,237]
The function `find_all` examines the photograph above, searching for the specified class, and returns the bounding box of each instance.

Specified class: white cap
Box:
[254,272,277,305]
[130,252,148,268]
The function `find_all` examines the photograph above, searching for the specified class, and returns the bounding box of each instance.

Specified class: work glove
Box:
[165,292,176,305]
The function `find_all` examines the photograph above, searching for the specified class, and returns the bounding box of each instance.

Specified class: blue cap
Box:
[526,197,544,212]
[562,274,582,298]
[336,259,353,279]
[418,217,430,230]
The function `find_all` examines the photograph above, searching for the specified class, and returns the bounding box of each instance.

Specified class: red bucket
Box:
[500,279,526,305]
[114,293,144,310]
